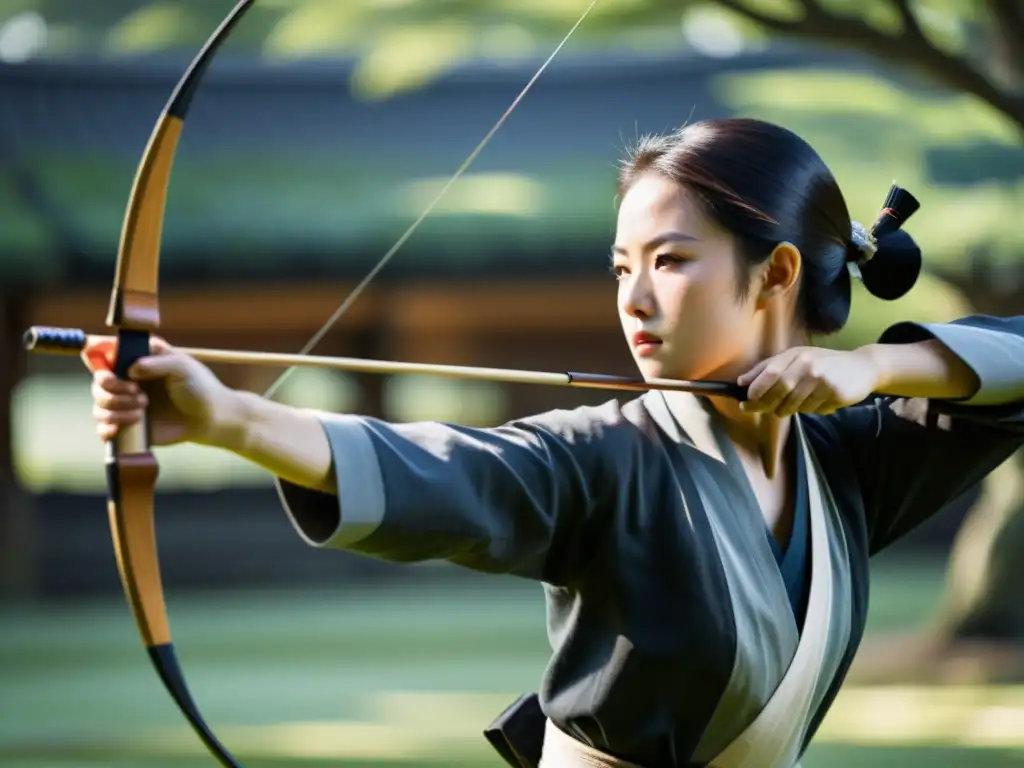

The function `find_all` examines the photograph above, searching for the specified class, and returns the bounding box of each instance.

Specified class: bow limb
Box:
[104,1,255,765]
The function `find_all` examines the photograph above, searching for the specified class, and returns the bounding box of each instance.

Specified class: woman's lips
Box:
[632,332,662,357]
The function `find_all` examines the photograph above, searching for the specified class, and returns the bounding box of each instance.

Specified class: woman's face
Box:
[612,173,767,383]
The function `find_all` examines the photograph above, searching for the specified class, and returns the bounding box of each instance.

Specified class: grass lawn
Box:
[1,557,1022,767]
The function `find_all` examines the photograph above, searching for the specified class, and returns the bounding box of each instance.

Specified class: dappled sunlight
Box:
[11,374,268,492]
[352,21,476,100]
[11,368,357,493]
[714,69,1024,274]
[8,687,1022,761]
[393,173,549,218]
[162,683,1024,755]
[3,564,1022,764]
[262,2,367,58]
[717,71,1020,143]
[829,271,973,350]
[384,375,508,425]
[817,685,1024,749]
[105,1,193,55]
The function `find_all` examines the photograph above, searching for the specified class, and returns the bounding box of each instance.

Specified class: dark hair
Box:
[616,118,922,334]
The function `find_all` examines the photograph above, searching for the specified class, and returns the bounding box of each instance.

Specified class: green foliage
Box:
[0,1,991,98]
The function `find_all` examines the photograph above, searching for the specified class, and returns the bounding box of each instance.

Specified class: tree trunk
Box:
[0,294,36,603]
[937,453,1024,640]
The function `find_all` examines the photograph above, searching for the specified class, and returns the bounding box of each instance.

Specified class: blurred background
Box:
[1,0,1024,766]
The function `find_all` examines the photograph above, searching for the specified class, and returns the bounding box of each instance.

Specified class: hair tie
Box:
[849,220,877,262]
[846,220,876,281]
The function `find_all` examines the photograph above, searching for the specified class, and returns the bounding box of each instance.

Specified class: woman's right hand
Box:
[84,336,243,449]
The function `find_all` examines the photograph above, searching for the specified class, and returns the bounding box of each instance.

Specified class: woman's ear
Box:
[757,242,802,305]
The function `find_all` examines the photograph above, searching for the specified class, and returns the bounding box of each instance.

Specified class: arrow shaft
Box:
[23,325,748,398]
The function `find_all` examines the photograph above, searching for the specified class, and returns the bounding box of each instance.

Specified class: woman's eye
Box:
[655,253,683,269]
[610,264,628,279]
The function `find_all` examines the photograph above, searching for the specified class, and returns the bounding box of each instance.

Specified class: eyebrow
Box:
[610,231,699,256]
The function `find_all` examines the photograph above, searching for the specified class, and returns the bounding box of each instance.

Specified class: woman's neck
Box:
[707,396,790,479]
[705,320,805,479]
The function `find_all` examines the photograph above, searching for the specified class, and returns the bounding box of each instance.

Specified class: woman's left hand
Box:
[737,347,880,417]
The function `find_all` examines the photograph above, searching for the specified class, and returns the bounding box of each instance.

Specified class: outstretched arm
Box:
[88,338,629,584]
[263,404,627,583]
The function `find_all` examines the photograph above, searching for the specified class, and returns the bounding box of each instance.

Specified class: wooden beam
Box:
[26,277,619,338]
[27,284,382,335]
[386,279,618,333]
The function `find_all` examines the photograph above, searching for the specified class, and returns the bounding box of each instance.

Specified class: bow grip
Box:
[113,329,153,381]
[109,329,154,457]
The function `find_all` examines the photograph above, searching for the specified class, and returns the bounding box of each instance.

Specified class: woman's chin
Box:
[635,359,678,382]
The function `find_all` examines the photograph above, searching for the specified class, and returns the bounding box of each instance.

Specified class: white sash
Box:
[707,419,832,768]
[540,719,643,768]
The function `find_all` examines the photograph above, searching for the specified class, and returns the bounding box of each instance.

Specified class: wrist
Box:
[853,340,978,400]
[205,388,256,453]
[853,343,893,392]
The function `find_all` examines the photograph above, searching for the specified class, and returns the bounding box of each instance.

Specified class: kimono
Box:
[274,315,1024,768]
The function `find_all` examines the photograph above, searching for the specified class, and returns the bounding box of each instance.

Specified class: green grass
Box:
[1,558,1022,767]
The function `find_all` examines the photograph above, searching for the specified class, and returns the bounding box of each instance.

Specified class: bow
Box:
[25,1,625,764]
[85,3,257,765]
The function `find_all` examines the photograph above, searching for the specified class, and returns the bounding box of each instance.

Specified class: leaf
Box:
[104,1,193,53]
[352,20,475,100]
[263,0,366,57]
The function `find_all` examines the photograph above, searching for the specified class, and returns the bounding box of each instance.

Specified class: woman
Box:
[87,118,1024,768]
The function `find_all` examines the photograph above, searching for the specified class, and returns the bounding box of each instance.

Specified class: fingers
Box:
[794,388,836,415]
[87,335,179,442]
[149,335,171,354]
[742,352,798,413]
[91,369,149,440]
[93,403,147,438]
[92,376,147,411]
[736,359,769,387]
[126,349,190,381]
[92,368,140,393]
[770,378,819,421]
[741,349,837,416]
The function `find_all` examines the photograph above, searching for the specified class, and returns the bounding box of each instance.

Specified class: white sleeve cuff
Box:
[907,322,1024,406]
[274,413,386,549]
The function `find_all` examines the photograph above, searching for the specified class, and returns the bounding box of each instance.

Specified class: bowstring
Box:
[262,0,600,401]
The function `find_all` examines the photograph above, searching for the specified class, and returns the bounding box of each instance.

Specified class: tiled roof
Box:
[0,48,852,286]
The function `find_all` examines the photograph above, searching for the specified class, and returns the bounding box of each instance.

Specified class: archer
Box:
[86,118,1024,768]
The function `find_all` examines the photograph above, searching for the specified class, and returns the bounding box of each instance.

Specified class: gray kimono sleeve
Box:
[830,314,1024,554]
[273,400,633,584]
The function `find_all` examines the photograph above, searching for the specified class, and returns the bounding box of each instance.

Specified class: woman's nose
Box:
[622,274,655,320]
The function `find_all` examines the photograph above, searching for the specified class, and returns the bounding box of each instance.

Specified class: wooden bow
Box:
[56,2,257,765]
[20,0,744,764]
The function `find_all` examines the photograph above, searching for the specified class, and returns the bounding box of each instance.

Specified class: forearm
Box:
[859,339,980,401]
[216,390,336,494]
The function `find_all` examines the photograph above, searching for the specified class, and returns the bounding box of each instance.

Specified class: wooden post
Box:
[0,294,36,602]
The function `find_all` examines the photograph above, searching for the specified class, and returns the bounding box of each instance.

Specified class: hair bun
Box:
[848,184,922,301]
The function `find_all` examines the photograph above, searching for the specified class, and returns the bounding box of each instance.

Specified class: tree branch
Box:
[713,0,1024,136]
[986,0,1024,90]
[891,0,927,44]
